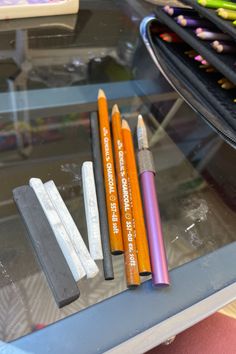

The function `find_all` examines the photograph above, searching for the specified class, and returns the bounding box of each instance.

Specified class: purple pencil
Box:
[177,15,200,21]
[137,115,169,287]
[179,18,212,27]
[166,6,196,17]
[197,31,231,40]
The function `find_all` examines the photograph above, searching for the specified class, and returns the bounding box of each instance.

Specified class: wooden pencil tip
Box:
[180,19,187,26]
[112,104,119,115]
[212,40,219,46]
[138,114,144,126]
[196,32,203,38]
[216,45,223,53]
[98,89,106,99]
[122,119,130,130]
[163,5,170,12]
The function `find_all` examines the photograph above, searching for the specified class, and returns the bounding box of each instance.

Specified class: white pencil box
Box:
[0,0,79,20]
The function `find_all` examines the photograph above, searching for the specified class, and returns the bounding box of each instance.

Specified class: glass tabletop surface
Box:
[0,0,235,342]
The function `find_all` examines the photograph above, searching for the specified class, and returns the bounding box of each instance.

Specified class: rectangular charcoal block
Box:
[13,185,80,308]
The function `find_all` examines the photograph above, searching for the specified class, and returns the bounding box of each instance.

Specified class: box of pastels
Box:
[139,1,236,146]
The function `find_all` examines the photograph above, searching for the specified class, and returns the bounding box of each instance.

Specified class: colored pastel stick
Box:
[82,161,103,261]
[195,27,212,34]
[112,106,140,287]
[90,112,114,280]
[121,118,151,276]
[137,116,169,286]
[175,14,200,22]
[218,77,228,84]
[44,180,99,279]
[206,67,216,72]
[184,49,198,57]
[212,40,219,48]
[217,8,236,20]
[218,77,235,89]
[197,31,231,40]
[222,82,236,89]
[97,89,123,254]
[13,186,80,308]
[198,0,236,11]
[179,18,212,27]
[167,6,196,17]
[163,5,170,13]
[29,178,84,282]
[199,63,210,68]
[194,54,204,62]
[232,19,236,26]
[177,14,200,21]
[159,32,183,43]
[214,43,236,53]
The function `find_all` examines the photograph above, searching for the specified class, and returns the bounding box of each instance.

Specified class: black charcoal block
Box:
[13,185,80,308]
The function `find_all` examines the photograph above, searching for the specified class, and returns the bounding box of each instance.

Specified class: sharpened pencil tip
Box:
[180,19,187,26]
[196,32,203,38]
[138,115,144,126]
[216,45,223,53]
[122,119,130,130]
[112,104,119,115]
[98,89,106,99]
[212,40,219,48]
[137,115,149,150]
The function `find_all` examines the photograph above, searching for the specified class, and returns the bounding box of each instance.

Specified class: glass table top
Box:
[0,0,235,342]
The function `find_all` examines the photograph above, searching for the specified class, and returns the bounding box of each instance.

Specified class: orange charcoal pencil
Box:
[112,106,140,287]
[122,119,151,276]
[97,90,123,254]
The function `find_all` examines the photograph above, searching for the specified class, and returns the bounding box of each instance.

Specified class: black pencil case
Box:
[155,7,236,86]
[140,16,236,146]
[181,0,236,41]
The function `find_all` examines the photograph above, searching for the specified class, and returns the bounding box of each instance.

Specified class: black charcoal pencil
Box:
[90,112,114,280]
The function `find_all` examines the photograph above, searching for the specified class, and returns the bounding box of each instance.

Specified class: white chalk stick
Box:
[29,178,85,282]
[44,180,99,278]
[82,162,103,260]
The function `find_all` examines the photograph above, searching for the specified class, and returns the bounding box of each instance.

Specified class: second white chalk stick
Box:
[44,180,99,278]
